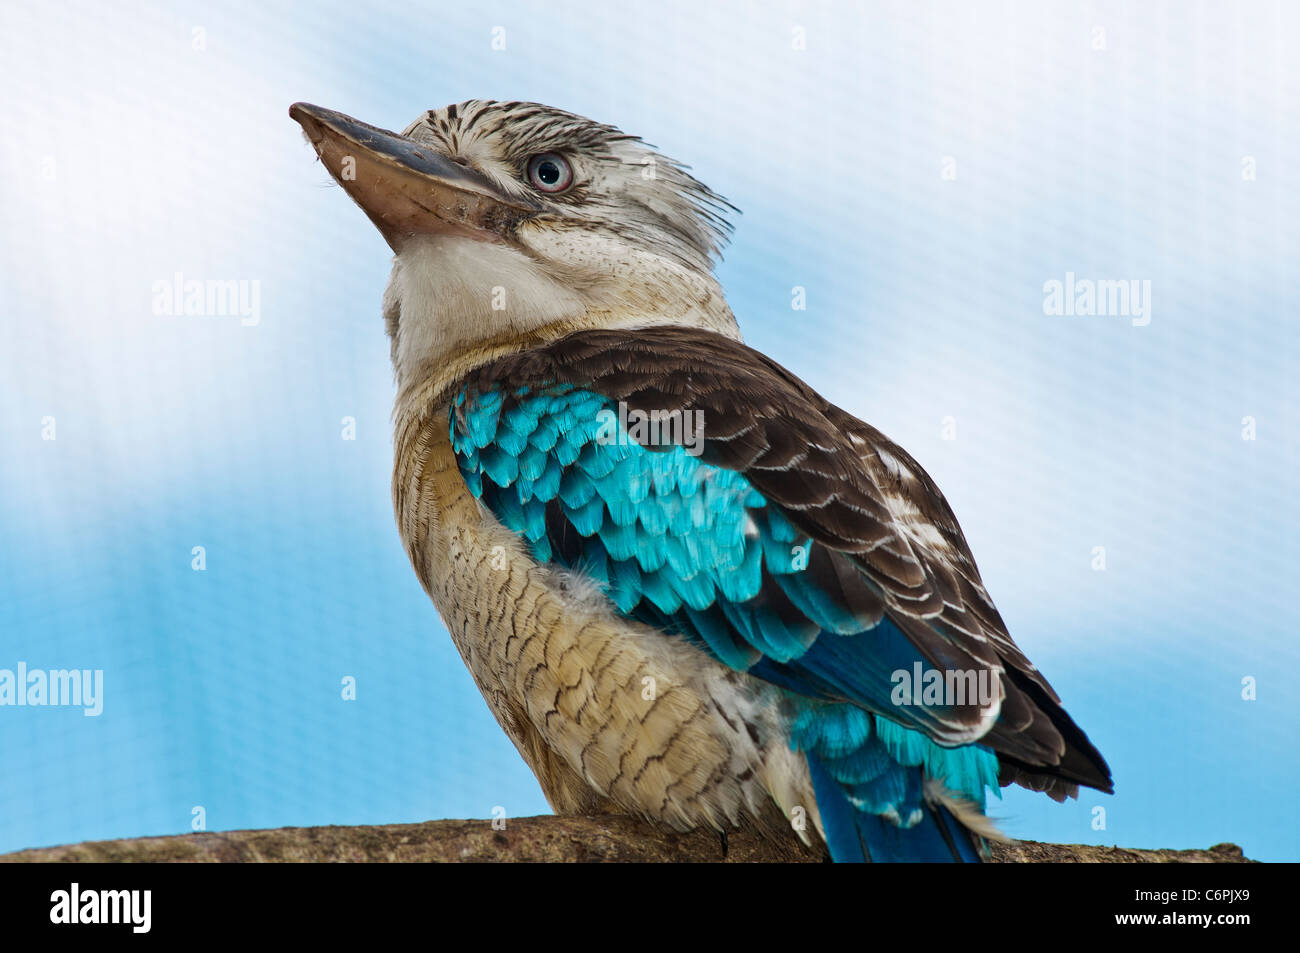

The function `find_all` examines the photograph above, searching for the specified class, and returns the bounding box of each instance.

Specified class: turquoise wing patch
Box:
[450,382,1000,822]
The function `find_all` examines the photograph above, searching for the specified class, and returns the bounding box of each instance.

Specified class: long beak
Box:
[289,102,542,251]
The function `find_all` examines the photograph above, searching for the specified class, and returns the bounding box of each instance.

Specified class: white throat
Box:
[382,232,740,392]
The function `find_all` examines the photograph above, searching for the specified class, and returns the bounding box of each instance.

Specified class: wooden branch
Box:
[0,815,1253,863]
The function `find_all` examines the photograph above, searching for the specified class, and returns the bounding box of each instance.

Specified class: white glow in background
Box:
[1,1,1296,858]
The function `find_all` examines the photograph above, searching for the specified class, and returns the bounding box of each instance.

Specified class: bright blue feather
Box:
[452,383,998,861]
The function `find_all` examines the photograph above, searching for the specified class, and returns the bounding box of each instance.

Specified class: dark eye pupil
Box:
[537,161,560,184]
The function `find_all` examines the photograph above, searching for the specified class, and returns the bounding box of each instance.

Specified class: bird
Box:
[289,99,1113,862]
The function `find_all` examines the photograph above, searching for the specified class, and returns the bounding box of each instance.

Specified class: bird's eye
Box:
[526,153,573,193]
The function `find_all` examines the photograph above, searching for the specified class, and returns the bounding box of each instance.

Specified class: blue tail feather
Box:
[807,752,983,863]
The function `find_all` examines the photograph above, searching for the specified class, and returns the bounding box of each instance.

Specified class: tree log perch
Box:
[0,816,1253,863]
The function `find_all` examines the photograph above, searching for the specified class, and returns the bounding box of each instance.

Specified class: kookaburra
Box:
[290,99,1112,862]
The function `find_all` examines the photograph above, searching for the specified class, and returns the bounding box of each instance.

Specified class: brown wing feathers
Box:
[462,326,1113,796]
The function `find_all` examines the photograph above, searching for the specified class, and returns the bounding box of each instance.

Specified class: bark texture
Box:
[0,816,1253,864]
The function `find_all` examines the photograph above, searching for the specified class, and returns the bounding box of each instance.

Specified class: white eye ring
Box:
[526,153,573,193]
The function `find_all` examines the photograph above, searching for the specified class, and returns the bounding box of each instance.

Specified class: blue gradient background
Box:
[2,0,1296,860]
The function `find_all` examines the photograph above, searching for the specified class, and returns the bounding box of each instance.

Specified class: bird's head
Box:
[290,100,740,389]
